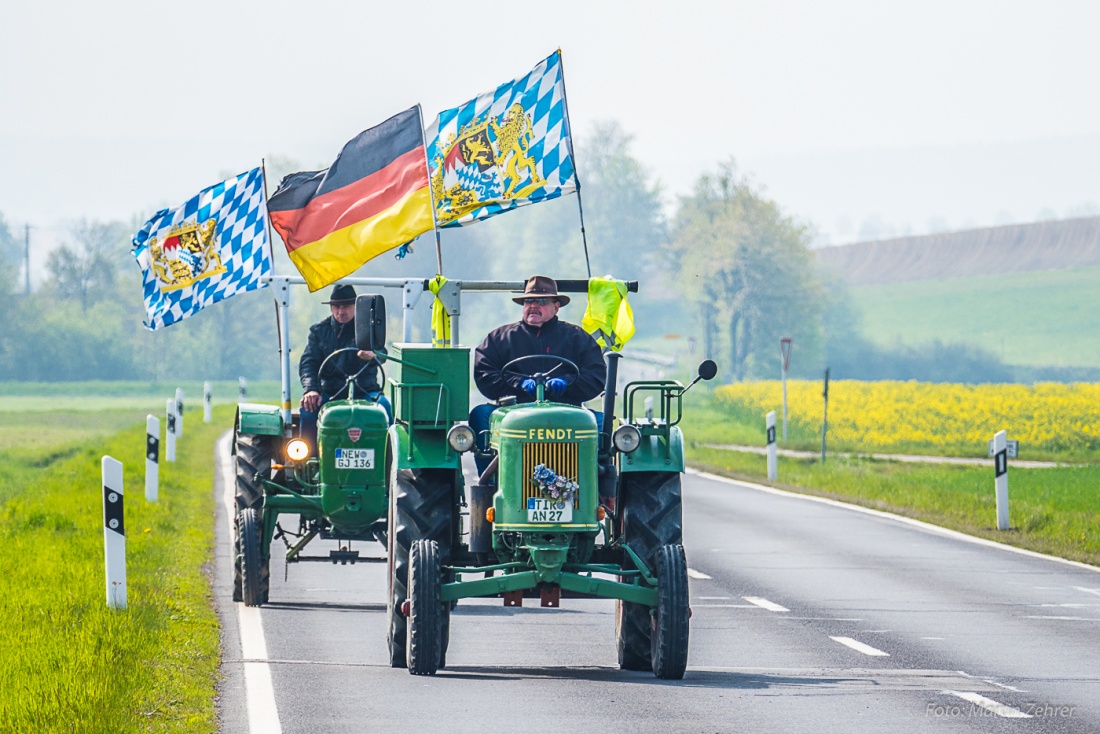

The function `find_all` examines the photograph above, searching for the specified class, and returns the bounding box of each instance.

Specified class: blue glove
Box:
[521,378,537,395]
[546,377,567,398]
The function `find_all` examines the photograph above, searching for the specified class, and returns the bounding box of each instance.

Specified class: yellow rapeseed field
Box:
[714,380,1100,454]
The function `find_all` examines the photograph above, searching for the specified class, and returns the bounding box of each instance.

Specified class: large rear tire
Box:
[651,544,690,680]
[407,539,443,675]
[386,463,455,668]
[239,507,269,606]
[617,472,683,671]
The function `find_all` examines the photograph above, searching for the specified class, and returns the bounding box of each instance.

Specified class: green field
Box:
[850,266,1100,368]
[0,400,228,732]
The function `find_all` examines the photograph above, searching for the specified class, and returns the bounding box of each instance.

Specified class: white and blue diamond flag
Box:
[131,167,271,330]
[425,50,577,228]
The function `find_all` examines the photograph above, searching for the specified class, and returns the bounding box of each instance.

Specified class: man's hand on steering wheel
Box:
[502,354,580,399]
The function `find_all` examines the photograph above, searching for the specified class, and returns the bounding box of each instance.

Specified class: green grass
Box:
[850,266,1100,367]
[0,380,283,411]
[682,390,1100,566]
[0,404,231,733]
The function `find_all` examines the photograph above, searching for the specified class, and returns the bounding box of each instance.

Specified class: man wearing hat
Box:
[469,275,606,474]
[299,284,391,444]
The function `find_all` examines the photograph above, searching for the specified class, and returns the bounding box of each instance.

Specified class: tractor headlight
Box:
[612,424,642,453]
[447,424,476,453]
[285,438,310,462]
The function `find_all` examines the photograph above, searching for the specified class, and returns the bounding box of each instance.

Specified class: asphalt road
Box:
[214,437,1100,733]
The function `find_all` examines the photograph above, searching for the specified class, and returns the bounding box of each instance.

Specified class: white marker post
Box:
[102,456,127,610]
[239,376,248,401]
[166,398,177,463]
[203,381,213,423]
[145,415,159,503]
[175,388,184,438]
[993,430,1010,530]
[766,411,778,481]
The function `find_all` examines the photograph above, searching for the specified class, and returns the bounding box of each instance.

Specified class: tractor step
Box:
[285,552,385,564]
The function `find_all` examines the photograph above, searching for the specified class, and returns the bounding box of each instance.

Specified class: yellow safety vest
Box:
[582,276,635,352]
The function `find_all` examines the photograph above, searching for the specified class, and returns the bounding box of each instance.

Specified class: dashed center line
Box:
[687,568,712,580]
[943,691,1032,718]
[830,636,889,656]
[1074,586,1100,597]
[742,596,789,612]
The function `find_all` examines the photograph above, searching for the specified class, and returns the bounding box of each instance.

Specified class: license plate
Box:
[527,497,572,523]
[335,448,374,469]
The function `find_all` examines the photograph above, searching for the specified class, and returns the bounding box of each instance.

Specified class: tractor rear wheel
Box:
[235,433,273,512]
[239,507,269,606]
[651,544,689,680]
[617,472,683,670]
[386,464,455,668]
[407,539,443,675]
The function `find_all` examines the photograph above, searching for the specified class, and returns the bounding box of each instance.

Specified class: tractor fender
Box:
[236,403,285,437]
[620,426,685,473]
[388,423,460,471]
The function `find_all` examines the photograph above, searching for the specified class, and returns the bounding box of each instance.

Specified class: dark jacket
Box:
[473,316,606,405]
[299,316,383,399]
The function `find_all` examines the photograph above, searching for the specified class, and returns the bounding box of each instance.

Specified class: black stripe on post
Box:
[147,434,159,463]
[995,449,1008,478]
[767,426,776,445]
[167,413,177,435]
[103,485,125,537]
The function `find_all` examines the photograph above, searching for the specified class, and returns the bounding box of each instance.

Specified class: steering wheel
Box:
[501,354,580,391]
[317,347,386,402]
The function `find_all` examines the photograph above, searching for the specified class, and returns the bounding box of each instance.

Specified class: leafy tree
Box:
[45,219,130,312]
[671,162,824,381]
[0,212,19,270]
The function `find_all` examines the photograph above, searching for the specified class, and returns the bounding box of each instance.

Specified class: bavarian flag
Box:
[268,106,434,291]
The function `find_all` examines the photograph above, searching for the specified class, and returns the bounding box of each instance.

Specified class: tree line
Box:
[0,124,1056,385]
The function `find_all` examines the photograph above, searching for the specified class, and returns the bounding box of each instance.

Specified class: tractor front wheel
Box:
[407,539,443,675]
[651,544,689,680]
[387,463,455,668]
[239,507,269,606]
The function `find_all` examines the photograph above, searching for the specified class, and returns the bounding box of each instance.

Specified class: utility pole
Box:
[24,224,31,295]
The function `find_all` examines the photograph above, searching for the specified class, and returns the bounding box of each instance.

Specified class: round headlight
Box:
[612,424,642,453]
[285,438,310,462]
[447,424,476,453]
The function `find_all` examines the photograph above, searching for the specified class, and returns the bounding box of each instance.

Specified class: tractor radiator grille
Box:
[522,441,579,508]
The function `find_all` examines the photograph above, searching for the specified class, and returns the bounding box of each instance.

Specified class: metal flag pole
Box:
[555,49,592,278]
[417,104,445,274]
[262,159,293,422]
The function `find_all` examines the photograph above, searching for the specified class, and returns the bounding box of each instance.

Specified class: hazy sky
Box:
[4,0,1100,259]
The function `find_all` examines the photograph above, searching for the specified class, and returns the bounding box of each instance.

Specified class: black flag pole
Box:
[556,49,592,278]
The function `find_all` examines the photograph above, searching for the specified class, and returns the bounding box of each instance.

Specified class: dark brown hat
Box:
[511,275,570,306]
[323,284,357,305]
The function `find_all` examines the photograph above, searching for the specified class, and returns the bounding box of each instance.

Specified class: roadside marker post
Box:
[145,415,159,502]
[204,381,213,423]
[166,399,177,463]
[102,456,127,610]
[239,376,248,401]
[175,388,184,438]
[766,411,777,481]
[993,430,1010,530]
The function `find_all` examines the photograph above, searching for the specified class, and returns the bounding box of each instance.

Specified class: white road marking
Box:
[743,596,789,612]
[1023,615,1099,621]
[692,603,759,608]
[956,671,1027,692]
[687,568,712,580]
[690,469,1100,575]
[1074,586,1100,597]
[943,691,1032,718]
[696,596,731,600]
[830,636,889,656]
[219,434,282,734]
[922,636,945,640]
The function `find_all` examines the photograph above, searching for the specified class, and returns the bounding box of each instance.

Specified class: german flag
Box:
[268,106,434,290]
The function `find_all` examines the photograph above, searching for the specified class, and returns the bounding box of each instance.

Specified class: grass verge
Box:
[0,405,232,733]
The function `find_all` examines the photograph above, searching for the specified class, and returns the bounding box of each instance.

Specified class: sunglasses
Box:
[523,298,555,306]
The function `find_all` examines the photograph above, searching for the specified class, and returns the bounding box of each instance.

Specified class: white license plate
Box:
[335,448,374,469]
[527,497,573,523]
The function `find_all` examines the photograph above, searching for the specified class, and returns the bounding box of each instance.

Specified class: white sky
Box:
[3,0,1100,256]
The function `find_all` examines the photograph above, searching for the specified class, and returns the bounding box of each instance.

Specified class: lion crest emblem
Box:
[148,218,226,292]
[432,103,546,225]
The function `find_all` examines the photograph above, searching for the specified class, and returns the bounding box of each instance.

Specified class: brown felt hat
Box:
[511,275,569,306]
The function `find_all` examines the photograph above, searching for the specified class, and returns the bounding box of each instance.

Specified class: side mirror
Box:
[354,295,386,352]
[697,360,718,381]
